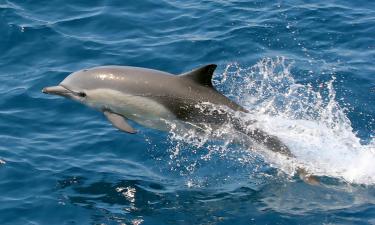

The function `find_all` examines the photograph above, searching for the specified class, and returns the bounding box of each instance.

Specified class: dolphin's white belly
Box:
[85,89,176,130]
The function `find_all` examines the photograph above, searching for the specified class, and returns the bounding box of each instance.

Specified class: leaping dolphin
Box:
[42,64,292,155]
[43,64,326,185]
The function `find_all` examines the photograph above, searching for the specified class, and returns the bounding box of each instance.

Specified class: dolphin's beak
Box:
[42,85,70,96]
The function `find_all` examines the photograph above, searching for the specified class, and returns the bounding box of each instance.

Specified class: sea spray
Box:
[167,57,375,185]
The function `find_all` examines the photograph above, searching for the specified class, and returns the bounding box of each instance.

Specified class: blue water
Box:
[1,0,375,224]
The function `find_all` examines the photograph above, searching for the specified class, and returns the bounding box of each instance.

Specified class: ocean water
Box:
[0,0,374,224]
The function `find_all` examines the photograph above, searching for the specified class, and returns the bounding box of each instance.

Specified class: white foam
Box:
[168,57,375,185]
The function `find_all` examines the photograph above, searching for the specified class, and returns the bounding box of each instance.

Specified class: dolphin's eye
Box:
[78,92,86,97]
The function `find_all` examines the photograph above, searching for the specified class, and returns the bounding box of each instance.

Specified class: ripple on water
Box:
[0,0,374,224]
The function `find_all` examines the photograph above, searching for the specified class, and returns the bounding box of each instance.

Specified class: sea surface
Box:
[0,0,375,224]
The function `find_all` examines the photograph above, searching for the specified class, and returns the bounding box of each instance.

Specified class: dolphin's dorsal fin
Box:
[180,64,217,87]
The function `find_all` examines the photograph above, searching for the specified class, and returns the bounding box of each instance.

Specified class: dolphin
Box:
[42,64,290,154]
[42,64,319,183]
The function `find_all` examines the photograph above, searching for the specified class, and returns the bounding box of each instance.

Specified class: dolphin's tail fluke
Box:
[297,168,320,185]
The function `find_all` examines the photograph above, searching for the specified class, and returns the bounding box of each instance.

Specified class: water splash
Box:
[167,57,375,185]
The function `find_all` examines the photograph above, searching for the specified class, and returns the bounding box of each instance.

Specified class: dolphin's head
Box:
[42,68,113,111]
[42,67,130,113]
[42,69,93,103]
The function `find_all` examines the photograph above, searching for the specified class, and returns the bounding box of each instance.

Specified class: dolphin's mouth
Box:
[42,85,71,96]
[42,85,86,98]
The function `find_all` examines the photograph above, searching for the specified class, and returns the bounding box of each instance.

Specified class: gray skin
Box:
[42,64,291,156]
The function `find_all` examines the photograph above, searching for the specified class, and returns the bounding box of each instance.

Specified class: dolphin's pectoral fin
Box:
[103,111,136,134]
